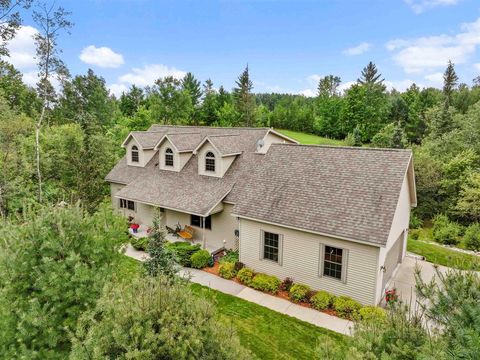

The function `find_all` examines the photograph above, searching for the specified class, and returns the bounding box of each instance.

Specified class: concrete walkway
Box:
[123,244,353,335]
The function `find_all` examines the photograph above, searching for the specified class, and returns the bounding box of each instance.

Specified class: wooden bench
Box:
[177,225,194,240]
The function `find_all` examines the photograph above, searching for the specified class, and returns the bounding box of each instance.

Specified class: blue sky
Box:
[7,0,480,96]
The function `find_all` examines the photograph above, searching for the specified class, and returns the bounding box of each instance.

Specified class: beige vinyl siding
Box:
[257,131,292,153]
[197,142,236,178]
[125,138,155,167]
[375,172,412,302]
[239,218,379,305]
[163,203,238,251]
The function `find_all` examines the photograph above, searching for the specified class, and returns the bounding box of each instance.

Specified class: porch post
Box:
[202,216,206,250]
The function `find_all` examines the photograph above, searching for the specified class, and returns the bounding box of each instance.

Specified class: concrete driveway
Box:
[386,255,450,306]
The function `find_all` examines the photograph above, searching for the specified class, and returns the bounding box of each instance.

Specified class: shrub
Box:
[131,236,149,251]
[234,261,245,272]
[166,241,201,267]
[358,306,387,322]
[236,267,255,285]
[464,223,480,251]
[280,277,294,292]
[289,283,311,302]
[190,250,212,269]
[219,250,239,264]
[219,262,237,279]
[409,229,420,240]
[432,214,462,245]
[311,290,335,310]
[409,212,423,229]
[251,273,281,293]
[333,296,362,319]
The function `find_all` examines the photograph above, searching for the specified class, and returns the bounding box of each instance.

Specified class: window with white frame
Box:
[323,245,344,280]
[131,145,139,163]
[205,151,215,172]
[120,199,135,211]
[262,231,281,263]
[165,147,174,167]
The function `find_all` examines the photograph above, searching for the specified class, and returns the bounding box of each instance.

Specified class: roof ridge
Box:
[166,132,202,135]
[150,125,270,130]
[207,134,240,137]
[271,143,412,153]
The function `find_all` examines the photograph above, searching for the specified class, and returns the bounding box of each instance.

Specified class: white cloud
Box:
[338,81,356,93]
[118,64,186,87]
[342,42,371,56]
[108,83,129,97]
[424,72,444,85]
[4,25,38,69]
[79,45,124,68]
[307,74,322,84]
[386,17,480,73]
[404,0,460,14]
[384,79,419,91]
[299,88,316,97]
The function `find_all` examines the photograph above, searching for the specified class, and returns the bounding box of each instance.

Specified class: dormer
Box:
[255,129,299,154]
[121,132,158,167]
[193,135,242,178]
[154,132,203,172]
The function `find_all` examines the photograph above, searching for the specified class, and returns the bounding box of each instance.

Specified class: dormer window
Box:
[205,151,215,172]
[131,146,139,163]
[165,148,174,167]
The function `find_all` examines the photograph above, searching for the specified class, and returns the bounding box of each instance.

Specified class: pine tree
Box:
[233,65,256,127]
[353,125,362,146]
[443,60,458,108]
[317,75,341,97]
[181,72,202,107]
[358,61,384,85]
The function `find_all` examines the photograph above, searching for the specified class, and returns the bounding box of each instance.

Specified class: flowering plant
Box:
[385,288,398,304]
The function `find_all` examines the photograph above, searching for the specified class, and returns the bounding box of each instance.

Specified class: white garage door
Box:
[382,231,404,289]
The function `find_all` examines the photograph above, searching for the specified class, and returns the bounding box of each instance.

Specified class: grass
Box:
[277,129,346,146]
[191,283,346,359]
[407,238,479,271]
[121,255,347,359]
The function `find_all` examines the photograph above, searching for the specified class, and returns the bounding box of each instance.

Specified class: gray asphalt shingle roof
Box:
[106,125,413,246]
[231,144,412,246]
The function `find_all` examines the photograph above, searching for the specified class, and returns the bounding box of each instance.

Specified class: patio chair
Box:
[177,225,194,240]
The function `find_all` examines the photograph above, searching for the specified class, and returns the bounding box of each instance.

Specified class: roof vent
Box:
[256,139,265,152]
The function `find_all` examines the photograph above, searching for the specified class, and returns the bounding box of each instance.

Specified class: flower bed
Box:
[199,260,385,321]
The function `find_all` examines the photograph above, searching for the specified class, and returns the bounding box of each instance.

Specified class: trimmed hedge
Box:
[251,273,281,293]
[190,250,211,269]
[219,262,237,279]
[237,267,255,285]
[333,296,362,319]
[166,241,201,267]
[311,290,335,310]
[289,284,311,303]
[358,306,386,322]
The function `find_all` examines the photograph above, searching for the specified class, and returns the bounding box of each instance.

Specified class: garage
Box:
[382,231,405,289]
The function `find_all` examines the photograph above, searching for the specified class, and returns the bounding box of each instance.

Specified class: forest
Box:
[1,1,479,359]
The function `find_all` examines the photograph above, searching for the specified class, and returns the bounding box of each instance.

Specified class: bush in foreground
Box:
[251,273,281,293]
[311,290,335,310]
[464,223,480,251]
[333,296,362,319]
[432,214,462,245]
[219,262,237,279]
[166,241,201,267]
[236,267,255,285]
[190,250,212,269]
[358,306,386,322]
[289,283,311,302]
[131,236,148,251]
[70,276,250,359]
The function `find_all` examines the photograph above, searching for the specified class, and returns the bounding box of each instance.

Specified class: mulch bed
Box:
[201,261,341,318]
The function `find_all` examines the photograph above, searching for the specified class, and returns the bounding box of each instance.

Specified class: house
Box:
[106,125,416,305]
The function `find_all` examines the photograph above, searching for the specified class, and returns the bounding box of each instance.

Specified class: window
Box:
[205,151,215,172]
[323,246,343,280]
[131,145,139,163]
[120,199,135,211]
[190,215,211,230]
[263,231,280,262]
[165,148,174,167]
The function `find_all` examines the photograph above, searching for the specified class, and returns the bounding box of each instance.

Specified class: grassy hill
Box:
[277,129,346,146]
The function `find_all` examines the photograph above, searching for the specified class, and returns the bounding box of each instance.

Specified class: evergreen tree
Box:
[181,72,202,107]
[358,61,384,85]
[353,125,362,146]
[199,79,218,125]
[443,60,458,108]
[119,85,144,116]
[144,215,178,278]
[233,65,256,127]
[217,85,231,107]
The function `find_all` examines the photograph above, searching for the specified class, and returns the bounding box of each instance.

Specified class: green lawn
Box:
[121,256,346,359]
[407,238,479,271]
[277,129,346,146]
[191,283,346,359]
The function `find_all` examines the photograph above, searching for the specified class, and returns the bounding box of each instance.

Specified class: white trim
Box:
[267,129,299,144]
[260,229,283,265]
[192,136,242,157]
[319,243,348,284]
[232,213,383,248]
